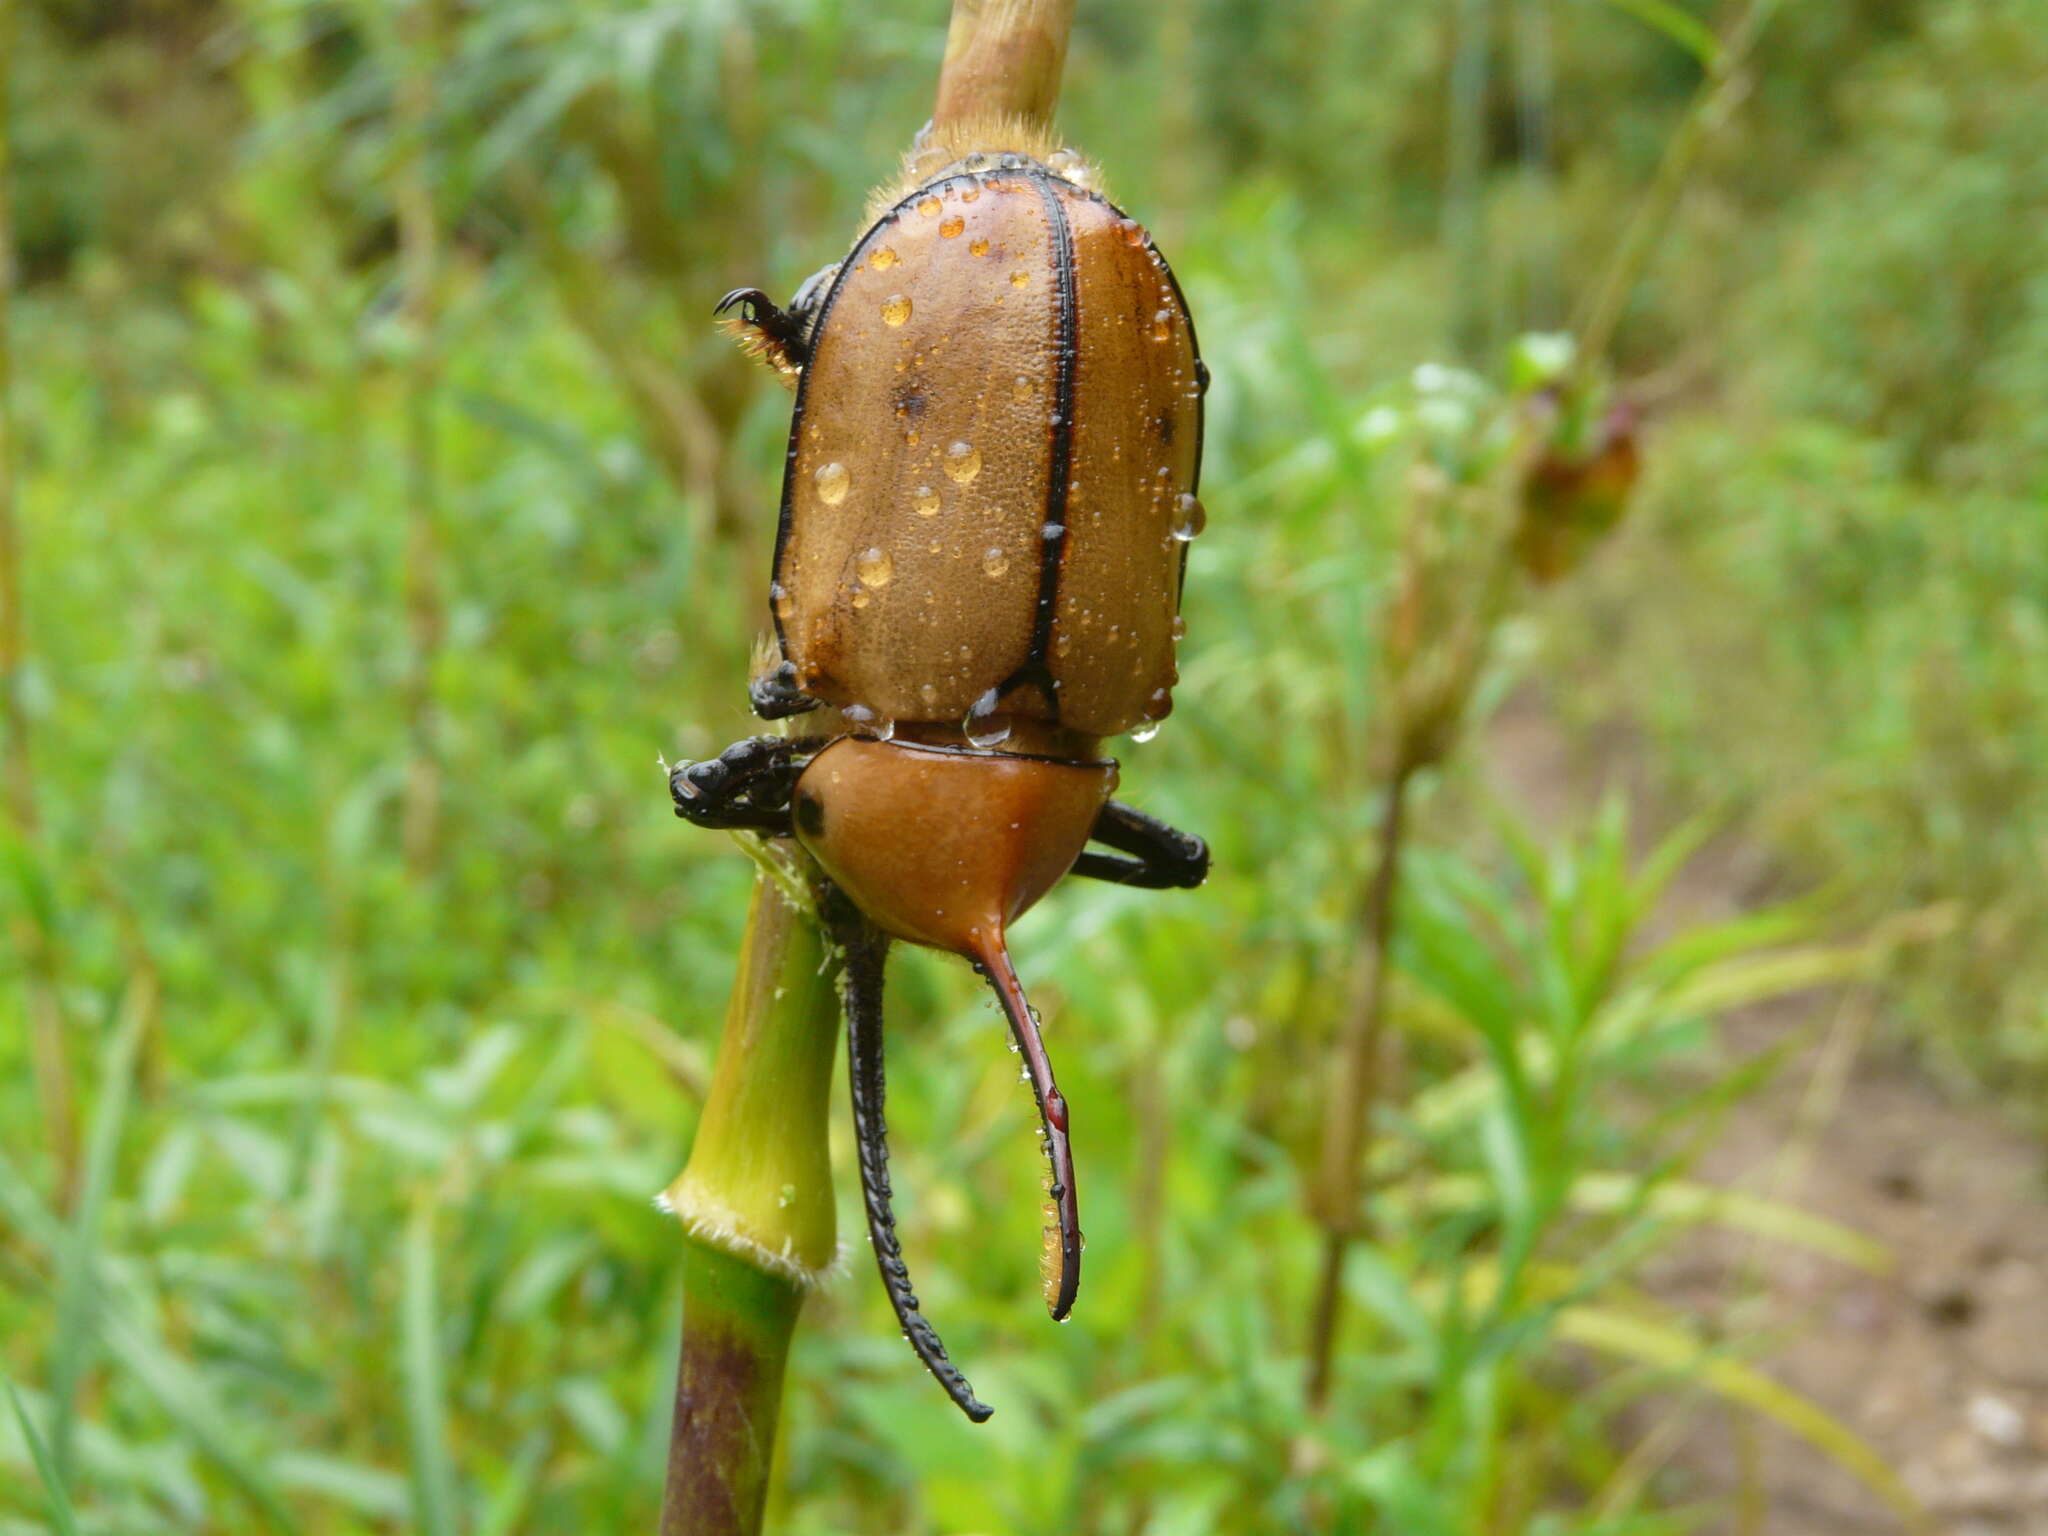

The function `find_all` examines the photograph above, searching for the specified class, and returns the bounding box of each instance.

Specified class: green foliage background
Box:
[2,0,2042,1530]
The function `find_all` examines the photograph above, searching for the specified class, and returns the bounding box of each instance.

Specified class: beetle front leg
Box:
[669,736,815,834]
[713,288,813,371]
[749,659,822,720]
[1070,800,1210,889]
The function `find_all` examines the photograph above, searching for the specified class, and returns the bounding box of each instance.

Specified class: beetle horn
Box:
[829,893,994,1423]
[969,931,1083,1323]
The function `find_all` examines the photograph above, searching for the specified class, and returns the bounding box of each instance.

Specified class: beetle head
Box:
[790,737,1114,959]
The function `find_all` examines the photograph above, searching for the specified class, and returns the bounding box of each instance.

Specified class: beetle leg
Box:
[827,892,994,1423]
[1069,800,1210,889]
[968,934,1083,1324]
[749,660,822,720]
[668,735,816,834]
[714,287,813,371]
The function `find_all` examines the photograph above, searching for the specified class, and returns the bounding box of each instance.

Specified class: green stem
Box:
[659,871,840,1536]
[1302,764,1411,1413]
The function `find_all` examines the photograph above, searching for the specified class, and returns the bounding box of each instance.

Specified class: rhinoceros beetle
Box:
[672,122,1210,1422]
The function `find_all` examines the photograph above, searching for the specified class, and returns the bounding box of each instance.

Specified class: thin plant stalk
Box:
[395,0,445,877]
[1572,0,1781,373]
[659,2,1074,1524]
[1302,764,1410,1413]
[0,0,78,1206]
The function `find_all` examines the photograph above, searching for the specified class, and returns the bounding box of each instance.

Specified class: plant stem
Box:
[0,0,78,1208]
[1303,765,1411,1414]
[660,871,840,1536]
[1571,0,1780,373]
[396,0,444,877]
[933,0,1076,133]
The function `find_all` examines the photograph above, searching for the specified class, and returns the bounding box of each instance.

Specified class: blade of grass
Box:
[50,984,149,1482]
[6,1381,82,1536]
[403,1193,462,1536]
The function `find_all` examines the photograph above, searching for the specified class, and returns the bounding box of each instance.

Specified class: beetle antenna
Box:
[828,893,994,1423]
[970,934,1082,1323]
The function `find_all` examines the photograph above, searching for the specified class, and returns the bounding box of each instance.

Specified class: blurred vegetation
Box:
[0,0,2039,1530]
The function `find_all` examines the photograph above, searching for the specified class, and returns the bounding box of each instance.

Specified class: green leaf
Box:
[403,1197,462,1536]
[1595,0,1720,65]
[5,1382,81,1536]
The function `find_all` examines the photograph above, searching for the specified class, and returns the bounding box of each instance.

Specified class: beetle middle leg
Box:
[1070,800,1210,889]
[669,736,818,834]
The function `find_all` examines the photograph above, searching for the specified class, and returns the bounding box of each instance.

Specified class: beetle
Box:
[671,121,1211,1422]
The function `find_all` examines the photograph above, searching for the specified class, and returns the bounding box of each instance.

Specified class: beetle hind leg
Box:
[1070,800,1210,889]
[830,896,995,1423]
[749,660,822,720]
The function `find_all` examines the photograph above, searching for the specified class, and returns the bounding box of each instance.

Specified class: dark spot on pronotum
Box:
[794,790,825,837]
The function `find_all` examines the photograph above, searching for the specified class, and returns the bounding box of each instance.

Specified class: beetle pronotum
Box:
[674,118,1210,1422]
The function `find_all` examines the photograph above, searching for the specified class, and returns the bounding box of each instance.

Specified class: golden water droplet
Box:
[917,195,943,218]
[919,682,940,707]
[1116,218,1147,247]
[1053,631,1072,658]
[770,582,793,620]
[1171,493,1207,541]
[982,546,1009,579]
[814,461,850,505]
[1012,375,1033,401]
[850,587,871,609]
[944,441,982,484]
[855,546,893,588]
[912,485,941,516]
[939,215,965,239]
[870,245,899,269]
[880,293,913,327]
[959,185,981,203]
[1151,308,1173,343]
[1009,269,1031,289]
[970,237,990,257]
[1171,614,1188,641]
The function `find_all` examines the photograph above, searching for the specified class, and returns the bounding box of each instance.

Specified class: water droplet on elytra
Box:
[970,237,990,257]
[1116,218,1147,247]
[1041,523,1065,541]
[1151,308,1173,343]
[939,215,965,239]
[770,581,792,619]
[1013,375,1033,401]
[917,195,942,218]
[944,441,982,483]
[1009,269,1031,289]
[1171,493,1207,541]
[981,546,1010,579]
[1171,614,1188,641]
[1131,719,1161,743]
[856,546,893,587]
[870,246,899,270]
[815,461,850,505]
[880,294,913,327]
[912,484,940,516]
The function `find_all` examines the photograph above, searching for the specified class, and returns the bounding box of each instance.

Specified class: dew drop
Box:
[1009,269,1031,289]
[769,581,792,619]
[939,215,965,239]
[843,702,877,729]
[1041,522,1065,541]
[815,461,850,505]
[1053,631,1073,659]
[856,546,893,587]
[850,587,870,609]
[981,545,1010,579]
[880,293,913,327]
[1171,614,1188,641]
[944,440,982,483]
[1116,218,1147,247]
[970,237,990,257]
[1144,686,1173,721]
[1130,719,1161,743]
[917,195,943,218]
[965,687,1011,748]
[912,484,940,517]
[869,245,899,269]
[959,185,981,203]
[918,681,940,709]
[1151,308,1173,343]
[1013,375,1034,401]
[1171,493,1207,541]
